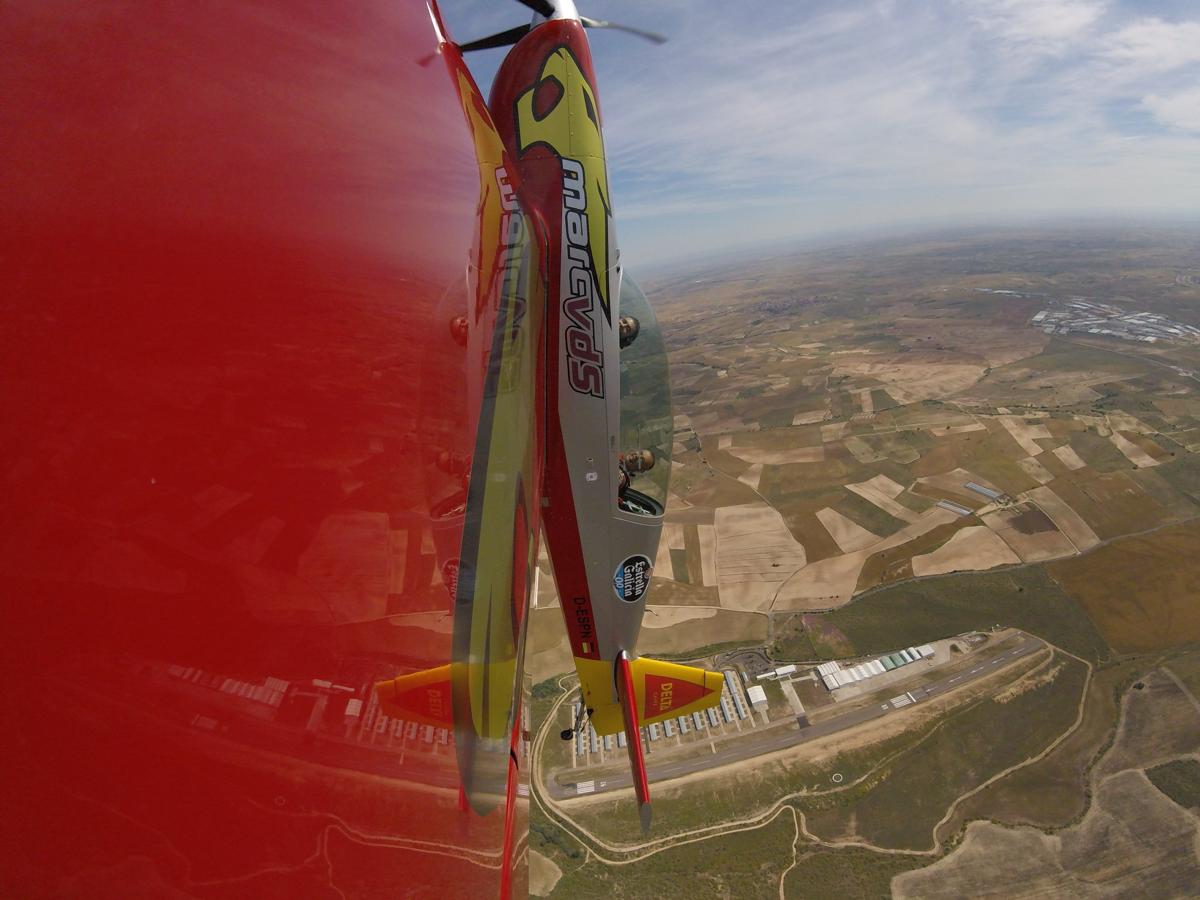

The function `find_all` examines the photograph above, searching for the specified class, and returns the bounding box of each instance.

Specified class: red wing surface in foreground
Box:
[1,2,541,895]
[0,0,708,894]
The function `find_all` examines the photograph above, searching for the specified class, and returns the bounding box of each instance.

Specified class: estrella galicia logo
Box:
[613,554,652,603]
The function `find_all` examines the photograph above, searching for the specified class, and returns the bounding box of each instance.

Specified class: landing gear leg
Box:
[560,702,591,741]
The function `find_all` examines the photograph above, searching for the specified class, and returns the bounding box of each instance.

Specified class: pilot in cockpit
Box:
[617,448,655,506]
[618,315,640,349]
[616,313,657,511]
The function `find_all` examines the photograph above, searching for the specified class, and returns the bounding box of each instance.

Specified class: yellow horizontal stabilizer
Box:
[571,655,724,735]
[630,657,724,726]
[374,665,452,728]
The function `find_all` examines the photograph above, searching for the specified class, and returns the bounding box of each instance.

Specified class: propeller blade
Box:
[514,0,557,17]
[458,24,532,53]
[579,16,667,44]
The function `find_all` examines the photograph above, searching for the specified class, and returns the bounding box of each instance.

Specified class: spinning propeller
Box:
[458,0,666,53]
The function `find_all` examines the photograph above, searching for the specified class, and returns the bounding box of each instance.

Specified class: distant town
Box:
[1024,297,1200,344]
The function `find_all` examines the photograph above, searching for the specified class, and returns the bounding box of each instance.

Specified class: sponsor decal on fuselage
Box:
[561,158,603,397]
[514,45,613,399]
[613,554,652,603]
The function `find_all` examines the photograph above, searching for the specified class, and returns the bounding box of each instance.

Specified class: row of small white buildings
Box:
[816,645,935,691]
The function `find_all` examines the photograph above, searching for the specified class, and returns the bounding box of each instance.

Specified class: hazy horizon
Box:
[636,214,1200,281]
[444,0,1200,271]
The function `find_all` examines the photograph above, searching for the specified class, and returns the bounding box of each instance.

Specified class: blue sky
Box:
[439,0,1200,270]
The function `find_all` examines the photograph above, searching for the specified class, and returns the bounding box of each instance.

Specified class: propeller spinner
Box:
[458,0,666,53]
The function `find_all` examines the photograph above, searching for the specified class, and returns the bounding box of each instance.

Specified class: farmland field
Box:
[536,812,798,899]
[893,664,1200,898]
[1048,520,1200,652]
[802,652,1088,850]
[807,568,1111,663]
[1147,759,1200,812]
[533,226,1200,897]
[944,656,1149,830]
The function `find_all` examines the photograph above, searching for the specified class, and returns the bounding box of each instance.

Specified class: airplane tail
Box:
[380,655,724,832]
[374,664,453,727]
[600,652,724,831]
[615,652,652,831]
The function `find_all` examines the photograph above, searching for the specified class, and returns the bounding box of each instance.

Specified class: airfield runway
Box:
[550,633,1045,799]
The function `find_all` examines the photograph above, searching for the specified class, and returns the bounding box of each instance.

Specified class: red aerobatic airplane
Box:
[1,0,722,895]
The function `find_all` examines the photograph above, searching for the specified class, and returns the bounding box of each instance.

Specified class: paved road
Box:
[549,634,1044,799]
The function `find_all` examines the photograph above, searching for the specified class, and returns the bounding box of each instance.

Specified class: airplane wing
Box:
[1,2,544,896]
[5,0,678,891]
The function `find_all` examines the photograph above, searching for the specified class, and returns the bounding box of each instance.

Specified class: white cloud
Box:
[447,1,1200,265]
[1105,18,1200,72]
[964,0,1104,51]
[1143,87,1200,132]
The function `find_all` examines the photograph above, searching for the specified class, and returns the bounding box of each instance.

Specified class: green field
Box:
[564,727,925,846]
[806,567,1111,663]
[770,611,819,660]
[782,846,925,899]
[1166,648,1200,701]
[870,388,901,412]
[907,426,1039,495]
[947,656,1149,830]
[1130,468,1198,519]
[803,651,1088,850]
[1156,453,1200,502]
[539,808,798,899]
[1070,430,1135,472]
[1009,339,1156,376]
[1146,758,1200,811]
[833,491,908,537]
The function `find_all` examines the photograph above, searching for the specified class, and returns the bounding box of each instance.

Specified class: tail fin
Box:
[611,653,724,832]
[627,656,725,725]
[615,652,652,831]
